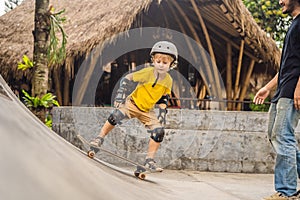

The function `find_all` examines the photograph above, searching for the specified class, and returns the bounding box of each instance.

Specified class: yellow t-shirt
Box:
[130,67,172,112]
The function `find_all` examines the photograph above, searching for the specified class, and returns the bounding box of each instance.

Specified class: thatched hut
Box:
[0,0,280,110]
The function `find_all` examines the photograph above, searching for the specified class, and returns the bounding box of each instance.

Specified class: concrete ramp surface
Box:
[0,75,274,200]
[0,76,174,200]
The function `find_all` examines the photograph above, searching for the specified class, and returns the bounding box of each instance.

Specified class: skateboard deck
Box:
[76,134,160,180]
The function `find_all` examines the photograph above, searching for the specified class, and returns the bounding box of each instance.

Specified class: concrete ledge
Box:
[52,107,300,173]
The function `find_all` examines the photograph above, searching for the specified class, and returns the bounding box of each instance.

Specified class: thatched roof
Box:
[0,0,153,80]
[0,0,280,102]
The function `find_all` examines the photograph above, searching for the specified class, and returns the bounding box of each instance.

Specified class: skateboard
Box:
[76,134,159,180]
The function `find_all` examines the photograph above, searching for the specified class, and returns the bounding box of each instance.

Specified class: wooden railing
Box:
[168,97,271,111]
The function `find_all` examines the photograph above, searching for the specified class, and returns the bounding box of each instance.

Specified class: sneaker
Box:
[263,192,299,200]
[144,158,163,172]
[89,136,104,149]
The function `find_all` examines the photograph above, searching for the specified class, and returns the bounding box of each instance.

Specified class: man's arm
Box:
[253,73,278,104]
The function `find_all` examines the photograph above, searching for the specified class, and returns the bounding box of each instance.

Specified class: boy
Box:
[90,41,178,172]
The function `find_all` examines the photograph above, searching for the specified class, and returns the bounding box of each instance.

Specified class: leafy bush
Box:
[22,90,59,128]
[22,90,59,108]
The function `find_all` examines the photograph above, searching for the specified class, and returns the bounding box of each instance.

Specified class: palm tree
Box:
[32,0,50,121]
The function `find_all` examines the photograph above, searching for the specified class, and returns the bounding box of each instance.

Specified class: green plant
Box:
[249,93,270,112]
[45,113,53,128]
[22,90,59,108]
[48,8,68,66]
[18,55,33,71]
[242,0,292,47]
[16,5,66,128]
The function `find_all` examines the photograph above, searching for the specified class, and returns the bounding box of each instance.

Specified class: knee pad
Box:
[107,110,125,126]
[149,127,165,143]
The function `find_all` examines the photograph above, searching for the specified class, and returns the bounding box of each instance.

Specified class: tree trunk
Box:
[32,0,50,98]
[31,0,50,122]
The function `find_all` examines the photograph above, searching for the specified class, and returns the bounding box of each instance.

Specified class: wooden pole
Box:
[207,26,260,62]
[233,39,245,101]
[237,59,255,110]
[190,0,224,109]
[170,1,223,109]
[167,3,210,96]
[64,57,73,105]
[53,67,62,105]
[190,0,216,64]
[226,42,233,110]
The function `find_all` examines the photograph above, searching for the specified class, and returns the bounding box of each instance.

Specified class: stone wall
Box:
[52,107,300,173]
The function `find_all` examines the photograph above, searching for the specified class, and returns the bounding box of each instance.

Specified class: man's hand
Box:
[253,87,270,105]
[294,78,300,110]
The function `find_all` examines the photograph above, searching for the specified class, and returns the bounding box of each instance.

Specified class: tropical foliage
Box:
[242,0,292,46]
[17,5,66,127]
[17,55,33,70]
[48,8,68,66]
[22,90,59,109]
[22,90,59,128]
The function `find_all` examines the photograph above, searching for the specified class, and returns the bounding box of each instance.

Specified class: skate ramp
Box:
[0,75,275,200]
[0,76,176,200]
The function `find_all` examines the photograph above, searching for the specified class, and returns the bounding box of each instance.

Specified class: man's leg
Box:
[271,98,299,197]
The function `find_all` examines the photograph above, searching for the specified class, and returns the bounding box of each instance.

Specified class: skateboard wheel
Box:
[134,171,146,180]
[88,150,95,158]
[134,172,139,177]
[138,173,146,180]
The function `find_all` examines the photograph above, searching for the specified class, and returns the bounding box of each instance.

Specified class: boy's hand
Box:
[114,88,126,107]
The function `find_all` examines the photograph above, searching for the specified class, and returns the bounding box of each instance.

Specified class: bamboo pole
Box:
[226,42,233,110]
[237,59,255,110]
[190,0,216,64]
[53,67,62,105]
[64,57,73,105]
[167,3,208,98]
[207,25,260,62]
[233,39,245,101]
[170,1,220,104]
[190,0,224,110]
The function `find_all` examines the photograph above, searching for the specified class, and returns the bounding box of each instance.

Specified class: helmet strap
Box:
[152,73,159,87]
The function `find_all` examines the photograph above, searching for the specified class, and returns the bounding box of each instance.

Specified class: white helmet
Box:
[150,41,178,69]
[150,41,178,62]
